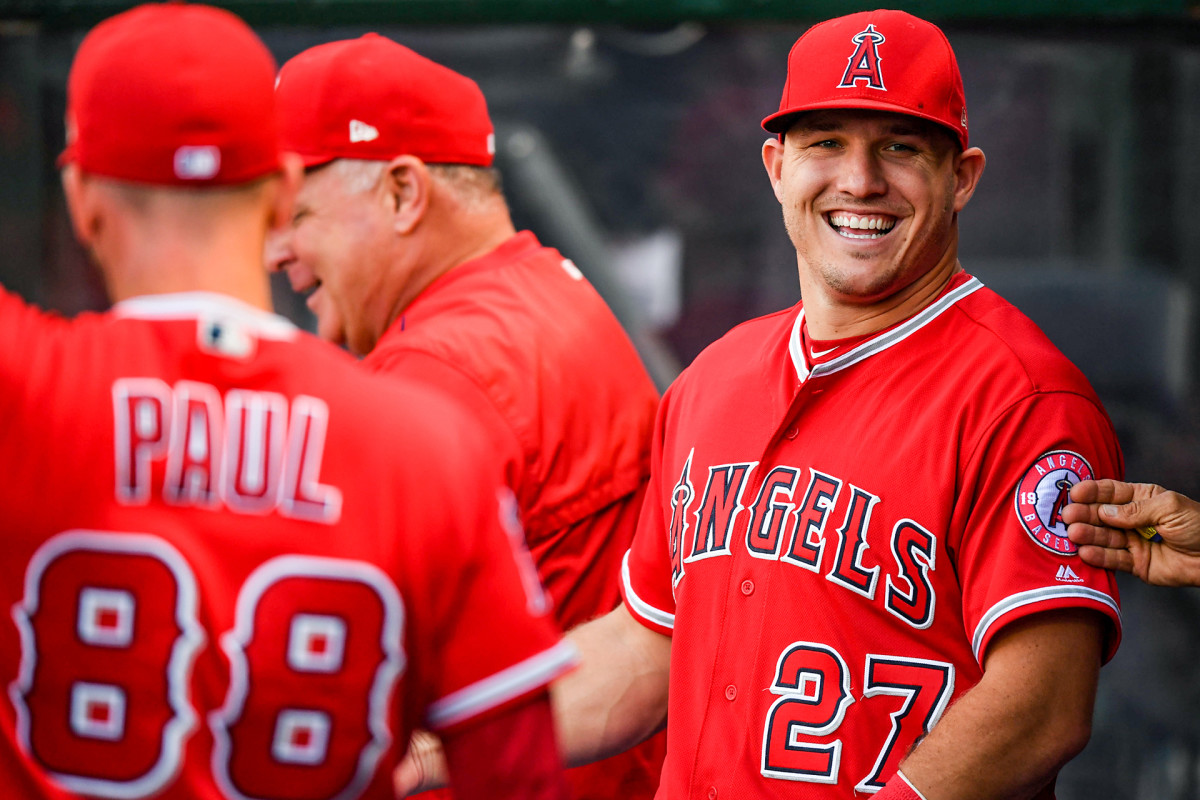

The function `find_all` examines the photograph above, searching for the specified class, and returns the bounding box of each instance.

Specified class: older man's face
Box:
[264,161,396,356]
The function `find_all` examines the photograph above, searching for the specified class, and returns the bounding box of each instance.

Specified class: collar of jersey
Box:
[112,291,298,341]
[788,275,983,383]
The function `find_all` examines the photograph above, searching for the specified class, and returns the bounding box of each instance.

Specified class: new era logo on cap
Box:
[349,119,379,143]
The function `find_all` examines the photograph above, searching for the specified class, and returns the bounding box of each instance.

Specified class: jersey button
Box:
[724,684,737,701]
[785,426,799,439]
[740,580,754,596]
[708,787,718,800]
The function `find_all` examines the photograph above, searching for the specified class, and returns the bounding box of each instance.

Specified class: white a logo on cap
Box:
[838,23,887,91]
[349,120,379,144]
[174,146,220,180]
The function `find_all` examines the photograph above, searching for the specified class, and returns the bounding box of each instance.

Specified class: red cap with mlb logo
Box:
[275,34,495,169]
[762,9,969,149]
[59,3,281,186]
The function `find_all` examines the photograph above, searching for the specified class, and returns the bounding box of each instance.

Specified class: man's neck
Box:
[103,228,273,311]
[380,207,517,334]
[801,258,963,341]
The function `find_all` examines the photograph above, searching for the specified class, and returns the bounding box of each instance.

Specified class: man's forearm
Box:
[554,604,671,767]
[898,609,1105,800]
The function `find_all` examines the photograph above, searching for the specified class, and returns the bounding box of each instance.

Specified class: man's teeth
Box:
[829,213,895,238]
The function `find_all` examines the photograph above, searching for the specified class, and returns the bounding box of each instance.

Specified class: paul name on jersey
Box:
[112,377,341,523]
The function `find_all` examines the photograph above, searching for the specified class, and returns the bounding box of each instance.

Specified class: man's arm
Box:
[1063,478,1200,586]
[395,604,670,795]
[884,609,1105,800]
[552,603,671,767]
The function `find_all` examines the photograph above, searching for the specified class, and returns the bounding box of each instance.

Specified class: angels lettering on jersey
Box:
[666,447,1090,629]
[112,378,342,523]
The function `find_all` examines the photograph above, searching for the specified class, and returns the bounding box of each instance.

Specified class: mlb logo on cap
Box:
[174,146,222,181]
[762,9,969,149]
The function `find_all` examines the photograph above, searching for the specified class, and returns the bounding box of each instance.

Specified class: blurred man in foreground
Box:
[0,5,573,798]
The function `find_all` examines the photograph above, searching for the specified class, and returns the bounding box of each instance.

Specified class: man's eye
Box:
[886,142,918,152]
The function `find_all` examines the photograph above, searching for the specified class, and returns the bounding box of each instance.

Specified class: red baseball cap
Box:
[762,9,969,149]
[59,3,281,186]
[275,34,495,169]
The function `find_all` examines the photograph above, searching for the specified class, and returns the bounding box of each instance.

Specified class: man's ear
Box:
[762,136,786,203]
[61,164,101,247]
[952,146,986,213]
[382,154,430,235]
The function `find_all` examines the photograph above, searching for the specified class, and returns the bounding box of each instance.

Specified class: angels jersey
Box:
[623,273,1122,799]
[0,289,575,800]
[363,231,665,799]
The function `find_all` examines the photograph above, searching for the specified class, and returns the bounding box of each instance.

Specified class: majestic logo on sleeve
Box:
[1015,450,1095,555]
[838,24,887,90]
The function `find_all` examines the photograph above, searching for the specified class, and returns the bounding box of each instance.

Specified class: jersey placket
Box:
[686,374,829,800]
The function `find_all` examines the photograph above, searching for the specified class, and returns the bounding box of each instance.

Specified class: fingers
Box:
[1066,521,1129,549]
[1076,543,1134,574]
[1068,479,1138,506]
[393,759,422,798]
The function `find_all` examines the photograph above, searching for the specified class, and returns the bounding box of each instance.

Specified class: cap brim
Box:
[761,98,966,148]
[290,150,337,169]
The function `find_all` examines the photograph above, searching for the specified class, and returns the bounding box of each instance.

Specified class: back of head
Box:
[761,9,969,150]
[61,2,281,187]
[275,33,495,169]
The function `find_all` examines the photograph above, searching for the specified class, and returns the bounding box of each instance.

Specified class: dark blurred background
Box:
[2,0,1200,796]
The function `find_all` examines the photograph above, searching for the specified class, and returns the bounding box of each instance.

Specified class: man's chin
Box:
[315,320,348,349]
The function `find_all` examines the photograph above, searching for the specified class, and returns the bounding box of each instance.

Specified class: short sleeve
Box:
[400,404,576,732]
[621,383,679,636]
[955,390,1123,666]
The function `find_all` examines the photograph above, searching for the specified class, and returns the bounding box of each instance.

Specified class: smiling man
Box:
[266,34,665,800]
[402,9,1129,800]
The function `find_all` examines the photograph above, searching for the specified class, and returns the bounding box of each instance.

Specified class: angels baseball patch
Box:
[1014,450,1094,555]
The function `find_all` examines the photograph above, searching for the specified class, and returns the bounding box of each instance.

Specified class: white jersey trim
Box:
[896,769,930,800]
[425,640,578,730]
[789,277,984,383]
[971,585,1121,664]
[622,550,676,631]
[113,292,298,341]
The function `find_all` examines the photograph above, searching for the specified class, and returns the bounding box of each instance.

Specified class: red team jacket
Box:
[623,273,1123,799]
[0,289,575,799]
[363,232,666,799]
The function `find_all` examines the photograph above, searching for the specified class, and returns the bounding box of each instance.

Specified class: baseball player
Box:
[1064,479,1200,585]
[265,34,666,799]
[0,5,575,799]
[403,9,1125,800]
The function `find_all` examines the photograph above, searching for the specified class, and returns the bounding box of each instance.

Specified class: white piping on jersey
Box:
[622,550,676,630]
[113,292,298,341]
[971,585,1120,665]
[789,276,984,383]
[896,770,931,800]
[425,640,578,730]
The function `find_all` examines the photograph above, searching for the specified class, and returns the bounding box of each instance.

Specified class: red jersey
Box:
[363,232,665,800]
[0,289,575,800]
[623,273,1123,799]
